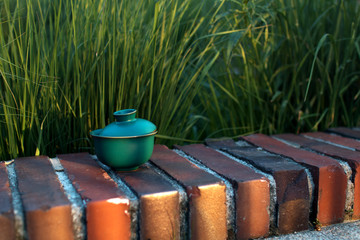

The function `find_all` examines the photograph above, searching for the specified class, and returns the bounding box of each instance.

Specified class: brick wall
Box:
[1,127,360,240]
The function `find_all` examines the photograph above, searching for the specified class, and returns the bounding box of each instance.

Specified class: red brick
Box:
[275,133,360,219]
[176,144,270,240]
[206,138,239,149]
[243,133,347,225]
[328,127,360,140]
[304,132,360,151]
[222,137,310,234]
[116,165,180,240]
[14,156,74,240]
[0,162,15,240]
[150,145,227,239]
[58,153,132,240]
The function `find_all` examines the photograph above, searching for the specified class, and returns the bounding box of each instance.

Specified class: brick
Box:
[227,136,311,234]
[0,162,15,240]
[206,138,239,149]
[58,153,132,240]
[327,127,360,140]
[116,165,180,240]
[243,133,347,225]
[303,132,360,151]
[275,133,360,219]
[176,143,270,240]
[150,145,227,240]
[14,156,74,240]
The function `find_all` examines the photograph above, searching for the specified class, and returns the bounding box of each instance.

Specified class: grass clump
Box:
[0,0,222,158]
[196,0,360,138]
[0,0,359,160]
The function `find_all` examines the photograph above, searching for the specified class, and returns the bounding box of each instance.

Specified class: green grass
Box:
[0,0,359,160]
[195,0,360,138]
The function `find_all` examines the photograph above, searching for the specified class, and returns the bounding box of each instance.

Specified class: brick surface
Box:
[275,133,360,219]
[242,133,347,225]
[176,143,270,240]
[327,127,360,140]
[14,156,74,240]
[224,137,310,234]
[0,162,15,240]
[150,145,227,240]
[303,132,360,151]
[58,153,132,240]
[116,165,180,240]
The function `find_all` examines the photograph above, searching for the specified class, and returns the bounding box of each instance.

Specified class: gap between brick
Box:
[5,160,27,240]
[236,139,315,210]
[145,161,189,240]
[91,155,139,240]
[49,157,86,240]
[174,149,237,239]
[303,134,357,151]
[273,136,354,218]
[215,146,278,232]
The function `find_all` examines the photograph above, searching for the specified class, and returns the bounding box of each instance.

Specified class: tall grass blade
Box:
[304,33,329,102]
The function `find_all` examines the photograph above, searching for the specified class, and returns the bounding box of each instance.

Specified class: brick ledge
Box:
[1,127,360,239]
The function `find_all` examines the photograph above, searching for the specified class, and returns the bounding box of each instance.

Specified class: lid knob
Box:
[114,109,136,122]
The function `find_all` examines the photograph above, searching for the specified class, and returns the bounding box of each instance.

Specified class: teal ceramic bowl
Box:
[90,109,157,171]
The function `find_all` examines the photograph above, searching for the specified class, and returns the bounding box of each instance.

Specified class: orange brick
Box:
[0,162,15,240]
[304,132,360,151]
[177,144,270,240]
[116,165,180,240]
[328,127,360,140]
[150,145,227,239]
[225,137,310,234]
[58,153,132,240]
[244,133,347,225]
[14,156,73,240]
[275,133,360,219]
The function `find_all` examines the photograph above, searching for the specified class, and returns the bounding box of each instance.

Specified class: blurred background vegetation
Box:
[0,0,359,159]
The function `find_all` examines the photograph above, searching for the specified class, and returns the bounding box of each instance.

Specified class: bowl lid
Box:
[92,109,157,138]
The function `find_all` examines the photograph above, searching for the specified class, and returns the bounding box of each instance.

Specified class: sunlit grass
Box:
[0,0,359,160]
[195,0,360,138]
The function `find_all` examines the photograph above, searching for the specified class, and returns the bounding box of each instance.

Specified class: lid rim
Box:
[114,109,137,116]
[90,130,158,139]
[92,109,156,138]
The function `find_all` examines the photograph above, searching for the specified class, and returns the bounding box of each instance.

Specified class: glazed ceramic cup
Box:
[90,109,157,171]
